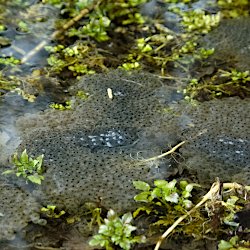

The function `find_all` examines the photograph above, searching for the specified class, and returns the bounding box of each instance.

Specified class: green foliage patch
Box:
[41,205,66,219]
[184,69,250,101]
[218,236,250,250]
[2,149,44,185]
[88,179,250,249]
[89,209,146,250]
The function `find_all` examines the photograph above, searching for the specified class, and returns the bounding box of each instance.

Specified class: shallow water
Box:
[0,1,250,249]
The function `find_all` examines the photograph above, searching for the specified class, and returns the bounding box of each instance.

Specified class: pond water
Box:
[0,1,250,249]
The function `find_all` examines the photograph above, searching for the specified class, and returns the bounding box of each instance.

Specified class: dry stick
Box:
[21,2,98,64]
[142,141,186,163]
[154,180,221,250]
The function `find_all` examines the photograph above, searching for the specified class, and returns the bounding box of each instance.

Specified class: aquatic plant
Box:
[42,0,147,76]
[89,209,146,250]
[36,0,220,77]
[184,69,250,101]
[17,20,29,33]
[0,56,20,66]
[165,0,192,3]
[50,100,72,110]
[40,205,66,219]
[133,179,200,223]
[218,236,250,250]
[0,72,18,95]
[218,0,249,18]
[2,149,44,185]
[68,14,111,42]
[180,10,221,34]
[0,24,6,31]
[45,43,100,76]
[132,179,250,249]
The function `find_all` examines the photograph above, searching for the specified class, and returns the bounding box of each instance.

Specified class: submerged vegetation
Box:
[2,149,44,184]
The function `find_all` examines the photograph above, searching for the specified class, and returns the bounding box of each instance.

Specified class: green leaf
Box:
[124,224,137,235]
[134,191,150,202]
[166,179,177,189]
[35,154,44,171]
[151,187,162,199]
[164,192,179,203]
[27,175,42,184]
[119,239,131,250]
[132,235,146,244]
[133,206,152,217]
[180,180,188,190]
[121,212,133,224]
[154,219,172,227]
[107,209,117,221]
[47,205,56,211]
[2,170,14,175]
[218,240,233,250]
[89,234,109,247]
[154,179,168,188]
[12,153,22,166]
[182,199,193,209]
[99,224,109,234]
[226,196,239,205]
[20,149,29,164]
[133,181,150,191]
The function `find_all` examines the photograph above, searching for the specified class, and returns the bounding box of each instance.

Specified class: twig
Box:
[21,2,99,64]
[142,141,186,163]
[154,179,221,250]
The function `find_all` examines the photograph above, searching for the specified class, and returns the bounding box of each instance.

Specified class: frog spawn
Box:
[1,70,249,242]
[74,128,135,149]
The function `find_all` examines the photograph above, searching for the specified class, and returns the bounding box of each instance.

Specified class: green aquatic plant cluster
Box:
[0,73,18,95]
[218,236,250,250]
[133,179,199,210]
[39,0,221,77]
[42,0,147,76]
[68,15,111,42]
[17,20,29,33]
[132,179,206,236]
[39,0,249,100]
[119,6,218,74]
[180,9,221,34]
[40,205,66,219]
[50,100,72,110]
[46,44,98,76]
[2,149,44,185]
[89,180,250,249]
[0,56,20,66]
[164,0,192,3]
[89,209,146,250]
[218,0,250,18]
[184,69,250,101]
[42,0,95,17]
[0,0,249,100]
